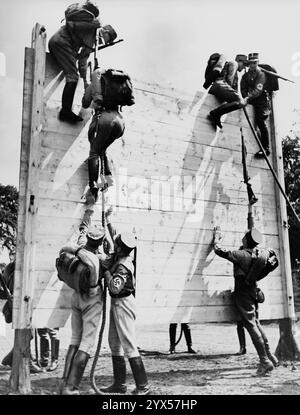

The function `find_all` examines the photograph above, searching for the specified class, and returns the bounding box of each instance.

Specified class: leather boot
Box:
[247,326,274,376]
[88,157,100,202]
[48,338,60,372]
[169,323,177,354]
[1,348,13,367]
[129,356,150,395]
[257,322,279,367]
[62,350,90,395]
[40,336,50,368]
[100,356,127,394]
[182,324,196,354]
[236,321,247,355]
[58,345,79,394]
[59,82,83,124]
[208,102,242,129]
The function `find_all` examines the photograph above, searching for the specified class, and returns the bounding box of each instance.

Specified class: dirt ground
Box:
[1,322,300,396]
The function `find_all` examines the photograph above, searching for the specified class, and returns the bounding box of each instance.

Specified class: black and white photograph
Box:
[1,0,300,404]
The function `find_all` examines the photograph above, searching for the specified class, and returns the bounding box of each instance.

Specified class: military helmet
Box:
[87,224,105,241]
[235,54,248,63]
[248,53,259,63]
[245,228,262,246]
[115,232,137,250]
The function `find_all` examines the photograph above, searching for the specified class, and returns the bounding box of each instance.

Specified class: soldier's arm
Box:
[213,227,244,264]
[77,206,94,246]
[225,61,238,87]
[78,52,90,82]
[240,73,248,98]
[247,71,266,101]
[105,207,117,243]
[104,264,129,295]
[82,84,93,108]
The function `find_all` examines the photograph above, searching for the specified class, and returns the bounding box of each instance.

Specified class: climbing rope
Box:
[243,107,300,227]
[90,154,107,395]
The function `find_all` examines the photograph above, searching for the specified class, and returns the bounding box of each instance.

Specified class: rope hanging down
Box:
[89,154,107,395]
[242,107,300,227]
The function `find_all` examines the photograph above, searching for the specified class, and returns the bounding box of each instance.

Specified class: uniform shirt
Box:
[241,68,267,102]
[214,241,255,292]
[65,13,101,80]
[104,255,135,298]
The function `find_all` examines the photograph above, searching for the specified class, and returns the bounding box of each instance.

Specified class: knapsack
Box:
[258,64,280,94]
[55,249,99,295]
[101,69,135,108]
[65,3,97,23]
[245,248,279,285]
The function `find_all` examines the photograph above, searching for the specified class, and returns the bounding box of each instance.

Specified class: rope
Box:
[89,154,107,395]
[243,107,300,227]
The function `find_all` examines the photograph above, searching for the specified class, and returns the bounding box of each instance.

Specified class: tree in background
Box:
[0,184,18,254]
[282,135,300,267]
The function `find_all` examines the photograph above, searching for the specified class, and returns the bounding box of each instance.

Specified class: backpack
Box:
[258,64,280,94]
[55,249,97,295]
[245,248,279,285]
[256,248,279,281]
[101,69,135,108]
[203,53,227,89]
[65,3,97,23]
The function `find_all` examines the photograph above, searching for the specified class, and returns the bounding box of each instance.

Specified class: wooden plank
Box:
[14,25,47,329]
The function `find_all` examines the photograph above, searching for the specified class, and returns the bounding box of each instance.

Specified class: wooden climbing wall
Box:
[13,24,293,329]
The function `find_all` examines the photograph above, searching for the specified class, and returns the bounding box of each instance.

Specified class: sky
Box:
[0,0,300,187]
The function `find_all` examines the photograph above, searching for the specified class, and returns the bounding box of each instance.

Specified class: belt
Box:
[110,292,132,299]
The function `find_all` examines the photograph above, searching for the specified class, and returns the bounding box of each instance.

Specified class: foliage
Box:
[0,184,18,254]
[282,135,300,266]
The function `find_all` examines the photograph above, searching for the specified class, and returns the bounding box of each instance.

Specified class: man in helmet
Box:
[204,53,246,129]
[212,226,278,376]
[59,196,106,395]
[99,207,150,395]
[48,2,117,124]
[241,53,271,157]
[232,54,248,93]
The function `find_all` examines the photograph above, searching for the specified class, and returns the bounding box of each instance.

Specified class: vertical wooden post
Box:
[270,95,300,359]
[9,23,47,393]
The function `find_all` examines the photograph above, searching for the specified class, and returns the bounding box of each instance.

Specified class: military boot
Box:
[88,157,100,202]
[39,336,50,368]
[236,322,247,355]
[247,326,274,376]
[48,338,60,372]
[129,356,150,395]
[1,348,13,367]
[257,322,279,367]
[169,323,177,354]
[59,82,83,124]
[100,356,127,394]
[58,345,79,394]
[182,324,196,354]
[208,102,242,129]
[62,350,90,395]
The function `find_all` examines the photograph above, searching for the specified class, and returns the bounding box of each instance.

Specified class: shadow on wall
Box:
[169,91,246,323]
